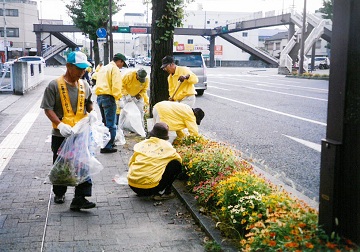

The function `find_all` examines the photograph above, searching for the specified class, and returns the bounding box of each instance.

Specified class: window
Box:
[0,9,19,17]
[187,39,193,44]
[207,20,210,24]
[242,32,248,37]
[0,28,19,37]
[316,40,322,49]
[276,42,280,50]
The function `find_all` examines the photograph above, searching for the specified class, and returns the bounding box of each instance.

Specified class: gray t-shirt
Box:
[40,78,92,137]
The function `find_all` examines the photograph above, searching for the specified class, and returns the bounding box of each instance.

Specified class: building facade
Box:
[0,0,39,61]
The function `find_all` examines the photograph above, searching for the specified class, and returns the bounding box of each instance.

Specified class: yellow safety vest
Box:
[53,76,87,128]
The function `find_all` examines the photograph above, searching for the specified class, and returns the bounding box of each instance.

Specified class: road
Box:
[195,67,329,201]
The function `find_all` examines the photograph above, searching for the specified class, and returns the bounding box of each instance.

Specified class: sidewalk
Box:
[0,78,208,251]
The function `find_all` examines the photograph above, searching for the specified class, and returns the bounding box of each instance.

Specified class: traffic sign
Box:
[96,28,107,38]
[97,38,106,43]
[112,26,130,33]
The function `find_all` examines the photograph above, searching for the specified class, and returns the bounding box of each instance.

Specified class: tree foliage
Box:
[66,0,123,65]
[317,0,333,20]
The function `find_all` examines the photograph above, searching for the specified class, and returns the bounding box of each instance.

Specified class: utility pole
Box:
[298,0,306,74]
[319,0,360,244]
[109,0,113,59]
[146,2,149,57]
[3,0,7,62]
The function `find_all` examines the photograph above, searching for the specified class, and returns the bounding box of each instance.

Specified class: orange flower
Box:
[269,232,276,238]
[285,242,299,248]
[298,222,306,228]
[326,242,337,249]
[268,240,276,247]
[305,242,314,249]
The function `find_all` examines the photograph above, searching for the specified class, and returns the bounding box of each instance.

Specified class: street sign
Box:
[112,26,130,33]
[96,28,107,38]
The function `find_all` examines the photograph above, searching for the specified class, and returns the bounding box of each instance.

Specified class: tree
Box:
[66,0,122,66]
[148,0,192,115]
[317,0,333,20]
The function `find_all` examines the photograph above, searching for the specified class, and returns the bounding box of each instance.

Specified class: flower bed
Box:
[174,135,358,251]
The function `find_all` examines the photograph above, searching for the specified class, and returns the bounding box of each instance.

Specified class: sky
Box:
[37,0,324,22]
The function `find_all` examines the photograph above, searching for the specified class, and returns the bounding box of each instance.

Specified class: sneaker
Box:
[100,148,117,153]
[70,197,96,210]
[152,192,176,201]
[54,195,65,204]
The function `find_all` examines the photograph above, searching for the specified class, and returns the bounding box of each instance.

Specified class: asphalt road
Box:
[195,67,329,201]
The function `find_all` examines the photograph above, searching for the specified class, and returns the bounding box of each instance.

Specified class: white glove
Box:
[125,95,132,103]
[57,122,73,138]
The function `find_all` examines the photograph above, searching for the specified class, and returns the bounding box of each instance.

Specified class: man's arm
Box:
[44,109,61,126]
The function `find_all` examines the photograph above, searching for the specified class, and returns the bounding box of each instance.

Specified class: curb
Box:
[172,180,238,252]
[285,75,329,80]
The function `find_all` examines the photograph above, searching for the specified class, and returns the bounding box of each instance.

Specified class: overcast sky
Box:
[38,0,324,22]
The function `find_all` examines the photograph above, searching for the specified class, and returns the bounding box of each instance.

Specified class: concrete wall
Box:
[13,61,44,95]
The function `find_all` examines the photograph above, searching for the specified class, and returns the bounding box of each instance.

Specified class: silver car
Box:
[173,52,207,96]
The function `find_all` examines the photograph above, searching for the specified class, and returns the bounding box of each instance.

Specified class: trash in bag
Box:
[114,126,126,145]
[118,100,146,137]
[48,115,109,186]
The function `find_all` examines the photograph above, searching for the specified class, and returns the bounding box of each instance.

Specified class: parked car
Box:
[309,57,330,70]
[127,58,136,67]
[143,57,151,66]
[173,51,207,96]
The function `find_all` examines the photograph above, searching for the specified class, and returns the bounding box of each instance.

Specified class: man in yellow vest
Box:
[119,68,149,126]
[41,51,96,210]
[161,55,199,107]
[91,61,103,86]
[127,122,182,200]
[152,101,205,143]
[95,53,127,153]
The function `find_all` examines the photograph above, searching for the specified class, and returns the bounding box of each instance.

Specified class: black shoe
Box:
[100,148,117,153]
[70,197,96,211]
[54,195,65,204]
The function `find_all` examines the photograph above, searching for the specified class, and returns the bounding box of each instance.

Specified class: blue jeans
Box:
[97,95,117,149]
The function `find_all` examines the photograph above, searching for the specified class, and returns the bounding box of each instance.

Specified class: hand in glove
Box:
[57,122,73,138]
[125,95,133,103]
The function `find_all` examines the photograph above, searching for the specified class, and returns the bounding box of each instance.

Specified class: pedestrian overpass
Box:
[33,9,331,73]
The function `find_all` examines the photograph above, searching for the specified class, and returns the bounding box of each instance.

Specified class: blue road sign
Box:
[96,28,107,38]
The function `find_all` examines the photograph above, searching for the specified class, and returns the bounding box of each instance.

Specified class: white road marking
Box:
[283,134,322,152]
[206,92,327,126]
[223,77,328,92]
[210,81,327,101]
[0,98,42,175]
[207,85,230,91]
[244,86,328,101]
